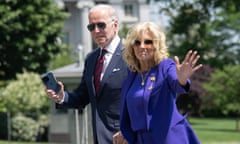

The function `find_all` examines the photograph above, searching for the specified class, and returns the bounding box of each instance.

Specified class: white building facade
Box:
[59,0,150,59]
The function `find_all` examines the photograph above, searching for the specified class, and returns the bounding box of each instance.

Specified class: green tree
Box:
[203,65,240,131]
[154,0,240,69]
[0,0,69,80]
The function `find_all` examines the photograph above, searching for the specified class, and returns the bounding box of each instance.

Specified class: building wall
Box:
[62,0,150,58]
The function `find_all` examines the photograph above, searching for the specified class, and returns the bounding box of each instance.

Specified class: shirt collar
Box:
[103,35,120,54]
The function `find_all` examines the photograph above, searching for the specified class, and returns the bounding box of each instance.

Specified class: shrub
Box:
[0,71,49,116]
[0,72,50,141]
[11,115,39,142]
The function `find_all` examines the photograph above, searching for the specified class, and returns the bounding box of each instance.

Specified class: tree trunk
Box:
[236,116,240,131]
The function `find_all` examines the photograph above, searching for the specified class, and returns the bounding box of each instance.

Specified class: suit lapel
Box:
[121,71,136,98]
[98,40,123,94]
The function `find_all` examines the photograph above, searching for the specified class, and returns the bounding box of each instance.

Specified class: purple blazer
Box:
[120,58,200,144]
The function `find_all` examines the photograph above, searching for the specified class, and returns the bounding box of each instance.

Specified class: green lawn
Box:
[190,118,240,144]
[0,142,58,144]
[0,142,50,144]
[0,118,240,144]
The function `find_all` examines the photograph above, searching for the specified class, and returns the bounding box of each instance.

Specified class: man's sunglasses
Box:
[133,39,153,46]
[87,22,106,32]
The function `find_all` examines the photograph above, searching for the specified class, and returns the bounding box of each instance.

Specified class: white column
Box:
[76,0,94,58]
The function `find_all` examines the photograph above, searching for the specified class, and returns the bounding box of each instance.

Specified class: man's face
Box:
[88,10,118,48]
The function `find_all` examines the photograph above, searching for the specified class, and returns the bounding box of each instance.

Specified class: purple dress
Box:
[126,72,155,144]
[120,58,200,144]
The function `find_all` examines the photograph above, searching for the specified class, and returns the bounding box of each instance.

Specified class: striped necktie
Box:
[94,49,107,93]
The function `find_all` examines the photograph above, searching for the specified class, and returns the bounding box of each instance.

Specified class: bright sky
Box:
[149,0,170,28]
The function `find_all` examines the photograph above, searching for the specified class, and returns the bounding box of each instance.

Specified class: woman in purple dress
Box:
[119,21,202,144]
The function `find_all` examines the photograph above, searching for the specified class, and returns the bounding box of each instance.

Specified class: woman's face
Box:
[133,31,155,64]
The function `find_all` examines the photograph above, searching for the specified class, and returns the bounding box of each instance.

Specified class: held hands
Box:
[113,131,128,144]
[45,81,65,103]
[174,50,203,86]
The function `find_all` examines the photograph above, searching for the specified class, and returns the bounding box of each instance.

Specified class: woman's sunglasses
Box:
[87,22,106,32]
[133,39,153,46]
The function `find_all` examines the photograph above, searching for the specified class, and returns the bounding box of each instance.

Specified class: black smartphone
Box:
[41,71,61,93]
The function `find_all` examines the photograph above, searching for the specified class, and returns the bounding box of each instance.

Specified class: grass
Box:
[0,142,59,144]
[190,118,240,144]
[0,118,240,144]
[0,142,51,144]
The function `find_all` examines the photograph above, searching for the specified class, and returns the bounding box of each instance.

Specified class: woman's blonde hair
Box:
[123,21,169,72]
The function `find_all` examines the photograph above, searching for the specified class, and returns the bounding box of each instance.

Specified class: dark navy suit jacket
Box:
[120,59,200,144]
[60,41,128,144]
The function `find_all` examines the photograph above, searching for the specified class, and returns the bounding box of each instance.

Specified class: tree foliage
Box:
[0,0,69,80]
[11,115,39,142]
[0,72,48,117]
[156,0,240,69]
[0,72,50,141]
[203,65,240,130]
[203,65,240,115]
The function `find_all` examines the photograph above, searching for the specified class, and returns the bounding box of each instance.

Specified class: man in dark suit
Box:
[45,4,128,144]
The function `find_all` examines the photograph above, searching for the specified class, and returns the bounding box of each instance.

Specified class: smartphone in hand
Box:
[41,71,61,93]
